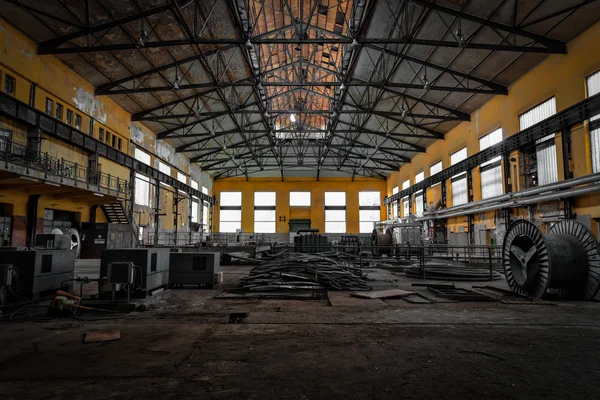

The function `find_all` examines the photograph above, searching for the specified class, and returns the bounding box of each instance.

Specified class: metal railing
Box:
[0,138,129,194]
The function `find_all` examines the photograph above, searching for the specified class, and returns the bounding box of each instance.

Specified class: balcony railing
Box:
[0,138,129,195]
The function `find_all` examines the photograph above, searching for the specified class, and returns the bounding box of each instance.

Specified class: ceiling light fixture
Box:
[290,113,297,123]
[339,83,346,91]
[350,39,360,50]
[422,74,430,91]
[456,29,466,48]
[245,39,253,50]
[401,107,408,118]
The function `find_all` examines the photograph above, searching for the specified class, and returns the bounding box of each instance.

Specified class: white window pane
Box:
[360,221,376,234]
[392,186,399,195]
[325,210,346,221]
[520,97,556,130]
[158,161,171,176]
[481,165,503,199]
[480,128,503,150]
[359,209,380,221]
[254,192,276,206]
[202,186,208,195]
[134,148,151,165]
[220,210,241,221]
[221,192,242,206]
[415,171,424,183]
[537,143,559,185]
[191,180,199,190]
[451,148,467,165]
[290,191,311,206]
[220,221,241,233]
[254,210,276,221]
[391,201,398,218]
[452,177,468,206]
[592,128,600,173]
[254,221,276,233]
[359,191,380,206]
[415,194,424,217]
[403,198,409,216]
[326,221,346,233]
[177,171,187,184]
[587,72,600,172]
[203,205,209,227]
[191,200,199,222]
[325,192,346,206]
[134,173,150,206]
[430,161,442,175]
[402,180,410,190]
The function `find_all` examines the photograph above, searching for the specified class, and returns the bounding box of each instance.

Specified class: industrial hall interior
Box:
[1,0,600,398]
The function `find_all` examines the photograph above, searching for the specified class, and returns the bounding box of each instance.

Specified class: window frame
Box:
[254,192,276,233]
[45,98,54,115]
[219,191,242,233]
[324,191,346,233]
[289,191,311,207]
[358,191,380,233]
[4,74,15,96]
[74,114,82,130]
[55,103,63,120]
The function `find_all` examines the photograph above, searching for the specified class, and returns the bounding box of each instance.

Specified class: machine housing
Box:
[169,252,220,288]
[100,248,170,298]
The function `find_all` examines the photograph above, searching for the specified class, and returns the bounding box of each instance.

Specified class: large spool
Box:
[502,219,600,299]
[371,229,393,256]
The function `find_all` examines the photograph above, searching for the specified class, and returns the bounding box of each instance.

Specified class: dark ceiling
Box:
[2,0,599,180]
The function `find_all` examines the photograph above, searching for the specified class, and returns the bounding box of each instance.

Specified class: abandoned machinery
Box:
[502,219,600,299]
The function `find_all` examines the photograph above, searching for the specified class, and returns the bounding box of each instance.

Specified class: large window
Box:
[254,192,276,233]
[519,97,557,185]
[430,161,442,187]
[190,180,199,223]
[202,186,209,231]
[391,186,399,219]
[219,192,242,233]
[414,171,425,217]
[402,179,410,217]
[451,148,468,206]
[479,128,504,199]
[324,192,346,233]
[359,191,380,233]
[134,148,151,207]
[290,191,311,206]
[158,161,171,187]
[587,71,600,172]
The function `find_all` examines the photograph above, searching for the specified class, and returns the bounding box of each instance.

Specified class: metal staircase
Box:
[100,202,129,224]
[100,201,140,247]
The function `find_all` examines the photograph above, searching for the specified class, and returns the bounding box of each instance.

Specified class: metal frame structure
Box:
[2,0,599,179]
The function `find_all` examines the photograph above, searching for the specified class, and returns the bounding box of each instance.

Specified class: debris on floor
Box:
[351,289,415,299]
[83,330,121,343]
[237,252,370,292]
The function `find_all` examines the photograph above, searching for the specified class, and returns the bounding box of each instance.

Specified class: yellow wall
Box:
[0,16,211,235]
[387,20,600,234]
[213,178,386,234]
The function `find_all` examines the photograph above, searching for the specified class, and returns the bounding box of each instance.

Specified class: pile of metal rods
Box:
[404,260,503,281]
[238,251,371,291]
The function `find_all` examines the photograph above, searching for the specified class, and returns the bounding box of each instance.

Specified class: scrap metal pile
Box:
[404,260,503,281]
[238,251,370,291]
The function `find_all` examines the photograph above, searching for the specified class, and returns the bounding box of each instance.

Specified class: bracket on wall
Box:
[279,216,287,222]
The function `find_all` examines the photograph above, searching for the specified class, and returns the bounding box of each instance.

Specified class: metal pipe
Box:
[421,182,600,220]
[422,171,600,217]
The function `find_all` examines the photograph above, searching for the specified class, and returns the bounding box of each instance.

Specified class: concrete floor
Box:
[1,261,599,399]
